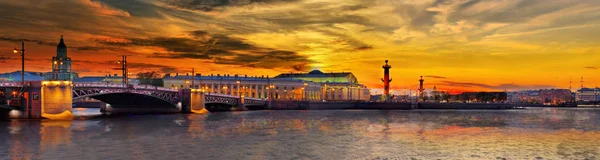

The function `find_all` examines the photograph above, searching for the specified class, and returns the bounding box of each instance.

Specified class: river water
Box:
[1,108,600,160]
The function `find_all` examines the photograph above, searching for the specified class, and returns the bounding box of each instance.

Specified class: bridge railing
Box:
[74,83,126,88]
[245,97,266,101]
[132,84,178,92]
[206,93,240,98]
[73,83,177,92]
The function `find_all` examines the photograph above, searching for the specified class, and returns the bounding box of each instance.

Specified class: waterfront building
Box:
[162,70,370,101]
[275,70,369,101]
[508,89,572,104]
[576,88,600,102]
[44,36,78,81]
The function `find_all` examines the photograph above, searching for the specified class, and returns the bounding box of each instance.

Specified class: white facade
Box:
[577,88,600,102]
[163,74,370,101]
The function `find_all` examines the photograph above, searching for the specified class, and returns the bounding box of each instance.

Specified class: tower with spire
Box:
[45,36,78,81]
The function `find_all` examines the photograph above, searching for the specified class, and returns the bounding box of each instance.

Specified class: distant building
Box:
[508,89,572,104]
[162,70,370,101]
[0,71,45,82]
[44,36,78,81]
[576,88,600,102]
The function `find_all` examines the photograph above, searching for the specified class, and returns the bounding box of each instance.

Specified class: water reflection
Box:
[1,108,600,159]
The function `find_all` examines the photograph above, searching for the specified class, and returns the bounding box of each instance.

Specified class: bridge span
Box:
[1,81,269,119]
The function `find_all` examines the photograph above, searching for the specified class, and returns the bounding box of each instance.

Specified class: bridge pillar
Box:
[99,102,112,113]
[180,89,207,113]
[237,96,248,111]
[39,81,73,119]
[179,89,192,113]
[190,90,205,112]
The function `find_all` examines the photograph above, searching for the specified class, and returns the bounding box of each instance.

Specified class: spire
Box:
[56,35,67,58]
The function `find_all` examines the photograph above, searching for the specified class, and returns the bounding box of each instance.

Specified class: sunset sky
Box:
[1,0,599,93]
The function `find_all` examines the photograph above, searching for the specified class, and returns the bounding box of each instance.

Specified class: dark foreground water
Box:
[1,108,600,160]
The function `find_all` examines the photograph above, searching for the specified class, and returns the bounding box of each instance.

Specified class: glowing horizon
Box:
[1,0,599,92]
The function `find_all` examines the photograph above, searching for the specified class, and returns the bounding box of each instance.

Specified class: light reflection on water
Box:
[1,108,600,159]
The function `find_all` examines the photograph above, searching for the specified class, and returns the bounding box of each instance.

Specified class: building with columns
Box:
[162,70,370,101]
[44,36,78,81]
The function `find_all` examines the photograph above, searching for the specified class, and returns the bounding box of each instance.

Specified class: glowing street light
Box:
[13,42,25,85]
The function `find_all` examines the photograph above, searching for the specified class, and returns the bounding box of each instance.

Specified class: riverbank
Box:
[269,101,520,110]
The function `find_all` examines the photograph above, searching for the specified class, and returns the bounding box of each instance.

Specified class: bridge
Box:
[1,81,269,119]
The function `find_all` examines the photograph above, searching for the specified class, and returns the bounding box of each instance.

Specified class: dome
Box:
[308,70,324,74]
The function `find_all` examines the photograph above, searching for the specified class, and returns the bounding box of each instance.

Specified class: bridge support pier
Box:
[39,81,73,119]
[237,96,248,111]
[99,102,112,113]
[180,89,206,113]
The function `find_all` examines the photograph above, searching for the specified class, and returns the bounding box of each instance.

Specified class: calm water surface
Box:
[1,108,600,160]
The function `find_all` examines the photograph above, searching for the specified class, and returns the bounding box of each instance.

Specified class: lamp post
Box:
[13,42,24,85]
[13,42,27,118]
[116,55,127,86]
[191,68,195,89]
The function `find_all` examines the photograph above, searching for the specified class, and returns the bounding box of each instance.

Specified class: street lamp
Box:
[13,42,24,85]
[115,55,127,86]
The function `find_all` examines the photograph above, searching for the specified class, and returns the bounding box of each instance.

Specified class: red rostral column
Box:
[381,60,392,101]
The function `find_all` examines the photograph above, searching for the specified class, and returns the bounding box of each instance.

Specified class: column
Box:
[217,83,221,94]
[237,82,241,96]
[255,84,259,98]
[261,84,265,99]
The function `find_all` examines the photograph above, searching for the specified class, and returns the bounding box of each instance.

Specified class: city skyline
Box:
[1,0,600,92]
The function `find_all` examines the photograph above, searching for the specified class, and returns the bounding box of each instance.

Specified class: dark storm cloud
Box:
[71,60,180,73]
[0,37,56,46]
[0,36,118,52]
[441,81,556,91]
[91,0,163,18]
[96,30,313,71]
[165,0,300,12]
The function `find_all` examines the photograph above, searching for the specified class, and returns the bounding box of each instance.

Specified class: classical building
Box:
[508,89,573,104]
[162,70,370,101]
[576,88,600,102]
[44,36,78,81]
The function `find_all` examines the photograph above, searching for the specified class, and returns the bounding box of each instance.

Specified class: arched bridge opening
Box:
[82,92,178,109]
